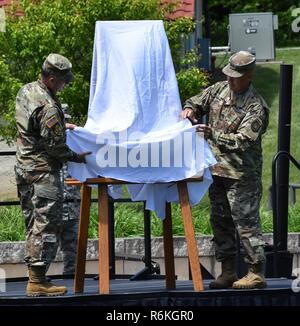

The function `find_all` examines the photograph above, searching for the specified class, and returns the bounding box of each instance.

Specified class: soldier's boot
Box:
[209,257,238,289]
[26,266,67,297]
[232,263,266,289]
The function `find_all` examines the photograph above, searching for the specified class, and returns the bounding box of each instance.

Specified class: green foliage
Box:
[0,0,204,143]
[0,0,161,142]
[0,58,22,143]
[0,206,25,241]
[176,49,209,103]
[164,17,195,69]
[165,18,209,103]
[177,67,209,104]
[175,49,209,103]
[287,203,300,232]
[1,200,300,241]
[84,193,212,238]
[259,202,300,233]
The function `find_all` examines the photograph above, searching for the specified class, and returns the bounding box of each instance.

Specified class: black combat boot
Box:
[26,265,67,297]
[209,257,238,289]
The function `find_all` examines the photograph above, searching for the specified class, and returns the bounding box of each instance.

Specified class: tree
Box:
[0,0,208,143]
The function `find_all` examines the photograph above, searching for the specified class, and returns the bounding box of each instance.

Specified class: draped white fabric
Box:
[67,21,216,218]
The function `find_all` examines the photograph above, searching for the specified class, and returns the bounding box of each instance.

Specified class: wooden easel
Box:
[66,177,204,294]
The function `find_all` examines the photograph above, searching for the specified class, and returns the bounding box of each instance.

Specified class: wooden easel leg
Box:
[163,202,176,289]
[74,184,91,293]
[98,184,110,294]
[177,181,204,291]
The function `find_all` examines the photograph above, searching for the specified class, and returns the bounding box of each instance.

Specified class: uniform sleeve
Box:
[183,83,219,120]
[210,103,268,152]
[38,104,79,163]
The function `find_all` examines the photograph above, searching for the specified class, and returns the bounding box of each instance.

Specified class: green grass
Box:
[0,206,25,241]
[1,48,300,241]
[258,49,300,206]
[2,200,300,240]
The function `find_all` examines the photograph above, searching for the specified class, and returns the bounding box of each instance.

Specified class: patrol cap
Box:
[222,51,256,78]
[42,53,73,84]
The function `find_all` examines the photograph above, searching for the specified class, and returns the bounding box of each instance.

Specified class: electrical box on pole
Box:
[229,12,278,61]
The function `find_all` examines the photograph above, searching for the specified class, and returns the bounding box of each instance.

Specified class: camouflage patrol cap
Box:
[222,51,256,78]
[42,53,73,83]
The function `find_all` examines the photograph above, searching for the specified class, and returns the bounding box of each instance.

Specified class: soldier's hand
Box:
[181,108,197,124]
[196,124,212,139]
[65,123,77,130]
[74,151,92,164]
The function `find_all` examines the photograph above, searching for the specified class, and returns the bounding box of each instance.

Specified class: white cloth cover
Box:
[67,20,216,218]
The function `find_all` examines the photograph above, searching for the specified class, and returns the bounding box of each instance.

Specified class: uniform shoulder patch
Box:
[251,119,262,132]
[46,116,59,129]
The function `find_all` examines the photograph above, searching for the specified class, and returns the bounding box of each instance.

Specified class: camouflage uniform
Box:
[15,56,80,268]
[59,104,81,275]
[59,164,80,275]
[184,68,269,266]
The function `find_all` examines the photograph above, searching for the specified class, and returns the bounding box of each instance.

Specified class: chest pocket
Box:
[208,97,225,128]
[224,106,246,133]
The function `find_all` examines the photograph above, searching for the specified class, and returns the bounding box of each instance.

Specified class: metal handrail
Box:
[271,150,300,277]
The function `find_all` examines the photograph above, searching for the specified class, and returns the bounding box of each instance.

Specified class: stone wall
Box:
[1,234,300,279]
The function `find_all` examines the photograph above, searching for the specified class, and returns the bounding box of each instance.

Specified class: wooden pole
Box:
[177,181,203,291]
[74,184,91,293]
[98,184,110,294]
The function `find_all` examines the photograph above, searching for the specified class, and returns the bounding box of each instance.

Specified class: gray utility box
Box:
[229,12,278,61]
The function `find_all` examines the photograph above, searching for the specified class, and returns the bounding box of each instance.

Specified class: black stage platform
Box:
[1,277,299,306]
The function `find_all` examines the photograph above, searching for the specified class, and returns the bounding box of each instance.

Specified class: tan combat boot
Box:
[26,266,67,297]
[232,263,266,289]
[209,257,238,289]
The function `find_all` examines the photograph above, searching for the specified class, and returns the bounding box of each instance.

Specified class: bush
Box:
[0,0,208,143]
[2,201,300,241]
[176,48,209,103]
[0,58,22,144]
[177,66,209,104]
[0,0,161,142]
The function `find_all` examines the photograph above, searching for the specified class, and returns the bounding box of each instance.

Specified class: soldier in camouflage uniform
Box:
[59,104,80,277]
[181,51,269,289]
[15,53,91,296]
